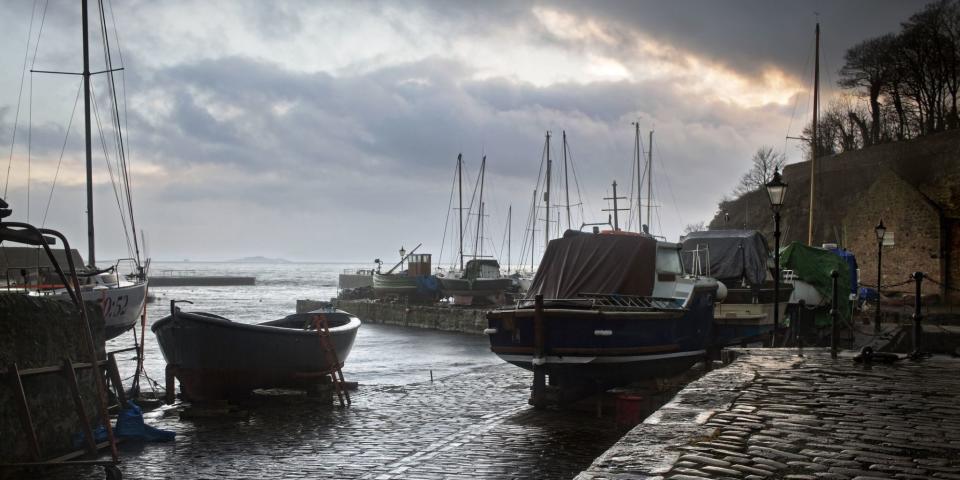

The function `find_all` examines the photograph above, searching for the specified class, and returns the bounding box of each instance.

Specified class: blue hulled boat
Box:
[486,230,719,404]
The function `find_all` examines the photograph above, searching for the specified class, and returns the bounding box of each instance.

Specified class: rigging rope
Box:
[4,1,40,198]
[436,159,458,270]
[90,84,135,257]
[41,80,83,226]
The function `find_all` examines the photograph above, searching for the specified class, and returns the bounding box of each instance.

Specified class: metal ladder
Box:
[313,314,351,407]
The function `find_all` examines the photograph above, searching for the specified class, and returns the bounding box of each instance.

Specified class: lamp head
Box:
[765,169,787,212]
[875,219,886,242]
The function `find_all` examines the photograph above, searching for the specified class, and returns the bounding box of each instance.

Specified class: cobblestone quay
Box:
[578,349,960,480]
[42,365,625,480]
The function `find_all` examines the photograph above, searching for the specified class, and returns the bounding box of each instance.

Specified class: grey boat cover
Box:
[681,229,769,286]
[525,230,656,300]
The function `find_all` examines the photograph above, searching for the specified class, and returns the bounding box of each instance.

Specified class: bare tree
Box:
[733,146,786,196]
[839,34,898,145]
[682,221,707,235]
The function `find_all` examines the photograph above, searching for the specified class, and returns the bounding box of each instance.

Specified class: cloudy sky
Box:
[0,0,922,264]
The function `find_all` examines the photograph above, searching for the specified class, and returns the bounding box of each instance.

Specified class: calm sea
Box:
[107,261,500,389]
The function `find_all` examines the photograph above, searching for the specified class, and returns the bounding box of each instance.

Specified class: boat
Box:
[152,302,361,401]
[486,230,719,404]
[1,0,148,340]
[438,259,513,305]
[436,155,511,305]
[681,229,792,346]
[371,245,440,301]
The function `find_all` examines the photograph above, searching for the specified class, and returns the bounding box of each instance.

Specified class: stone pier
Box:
[298,298,489,334]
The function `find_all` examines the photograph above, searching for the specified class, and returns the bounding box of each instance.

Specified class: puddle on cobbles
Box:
[24,362,709,480]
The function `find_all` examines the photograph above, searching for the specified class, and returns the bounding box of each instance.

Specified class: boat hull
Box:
[439,277,512,304]
[81,281,148,340]
[151,309,360,401]
[712,285,791,346]
[487,287,715,388]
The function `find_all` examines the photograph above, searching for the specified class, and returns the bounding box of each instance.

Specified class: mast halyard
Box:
[457,153,463,270]
[474,156,486,260]
[646,130,653,234]
[529,189,536,272]
[808,22,820,246]
[633,121,642,232]
[82,0,95,267]
[562,131,571,231]
[544,132,552,251]
[507,204,511,274]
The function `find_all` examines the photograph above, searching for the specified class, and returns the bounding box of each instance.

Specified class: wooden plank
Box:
[106,353,127,406]
[62,358,98,455]
[7,363,41,461]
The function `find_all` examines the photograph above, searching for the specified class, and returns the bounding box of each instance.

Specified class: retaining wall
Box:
[0,294,105,463]
[297,299,489,334]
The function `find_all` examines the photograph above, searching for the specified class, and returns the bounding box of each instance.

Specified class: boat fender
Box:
[715,281,728,302]
[532,357,546,366]
[593,329,613,336]
[483,328,498,335]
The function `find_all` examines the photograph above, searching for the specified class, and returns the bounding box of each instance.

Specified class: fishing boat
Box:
[486,230,719,404]
[438,259,512,305]
[682,229,792,346]
[437,155,511,305]
[1,0,148,340]
[152,302,361,401]
[371,244,440,301]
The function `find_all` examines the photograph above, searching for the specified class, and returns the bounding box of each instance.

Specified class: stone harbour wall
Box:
[0,294,105,463]
[297,299,489,334]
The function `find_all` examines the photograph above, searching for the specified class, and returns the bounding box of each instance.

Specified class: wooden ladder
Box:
[313,314,351,407]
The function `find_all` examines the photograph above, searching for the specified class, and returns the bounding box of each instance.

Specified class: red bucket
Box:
[615,394,645,428]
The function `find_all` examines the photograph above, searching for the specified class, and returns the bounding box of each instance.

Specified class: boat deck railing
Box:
[511,293,683,311]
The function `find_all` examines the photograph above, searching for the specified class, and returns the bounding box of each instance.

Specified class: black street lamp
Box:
[874,219,886,333]
[766,169,788,346]
[399,246,406,272]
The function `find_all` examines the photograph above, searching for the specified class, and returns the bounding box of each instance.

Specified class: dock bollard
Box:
[830,270,839,359]
[531,294,546,408]
[797,300,805,357]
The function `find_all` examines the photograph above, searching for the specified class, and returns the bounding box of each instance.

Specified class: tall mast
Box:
[474,156,486,259]
[479,202,485,259]
[646,130,653,234]
[562,131,571,231]
[544,132,552,247]
[808,23,820,246]
[634,121,642,231]
[507,204,511,273]
[457,153,463,270]
[530,189,536,272]
[82,0,95,267]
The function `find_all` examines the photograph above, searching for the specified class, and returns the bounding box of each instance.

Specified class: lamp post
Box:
[399,246,406,272]
[766,169,788,347]
[874,219,886,333]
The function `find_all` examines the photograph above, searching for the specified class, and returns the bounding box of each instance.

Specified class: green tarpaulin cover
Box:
[780,241,851,326]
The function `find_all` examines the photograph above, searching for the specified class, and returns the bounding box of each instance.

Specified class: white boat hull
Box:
[71,281,148,340]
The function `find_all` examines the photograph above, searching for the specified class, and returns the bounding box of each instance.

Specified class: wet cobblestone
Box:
[578,349,960,480]
[32,365,626,480]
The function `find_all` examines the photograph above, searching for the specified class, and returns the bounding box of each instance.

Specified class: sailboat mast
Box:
[634,121,642,231]
[808,22,820,246]
[82,0,95,267]
[507,204,511,273]
[474,156,486,260]
[646,130,653,234]
[457,153,463,270]
[530,189,536,272]
[562,131,571,231]
[544,132,551,247]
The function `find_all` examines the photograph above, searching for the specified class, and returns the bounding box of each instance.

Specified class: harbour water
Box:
[110,261,502,387]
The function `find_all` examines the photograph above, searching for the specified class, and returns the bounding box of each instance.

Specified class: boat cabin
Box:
[407,253,432,276]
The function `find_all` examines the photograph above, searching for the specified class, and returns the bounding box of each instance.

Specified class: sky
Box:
[0,0,925,265]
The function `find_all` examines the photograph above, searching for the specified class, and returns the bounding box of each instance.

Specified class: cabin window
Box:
[656,248,683,274]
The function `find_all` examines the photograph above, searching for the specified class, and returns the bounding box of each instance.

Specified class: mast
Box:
[507,205,511,273]
[562,131,571,231]
[474,156,486,259]
[544,132,552,251]
[530,189,536,272]
[808,22,820,246]
[634,121,642,231]
[82,0,95,267]
[479,202,485,259]
[457,153,463,270]
[646,130,653,234]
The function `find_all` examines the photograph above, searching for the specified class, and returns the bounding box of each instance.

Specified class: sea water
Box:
[107,261,500,390]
